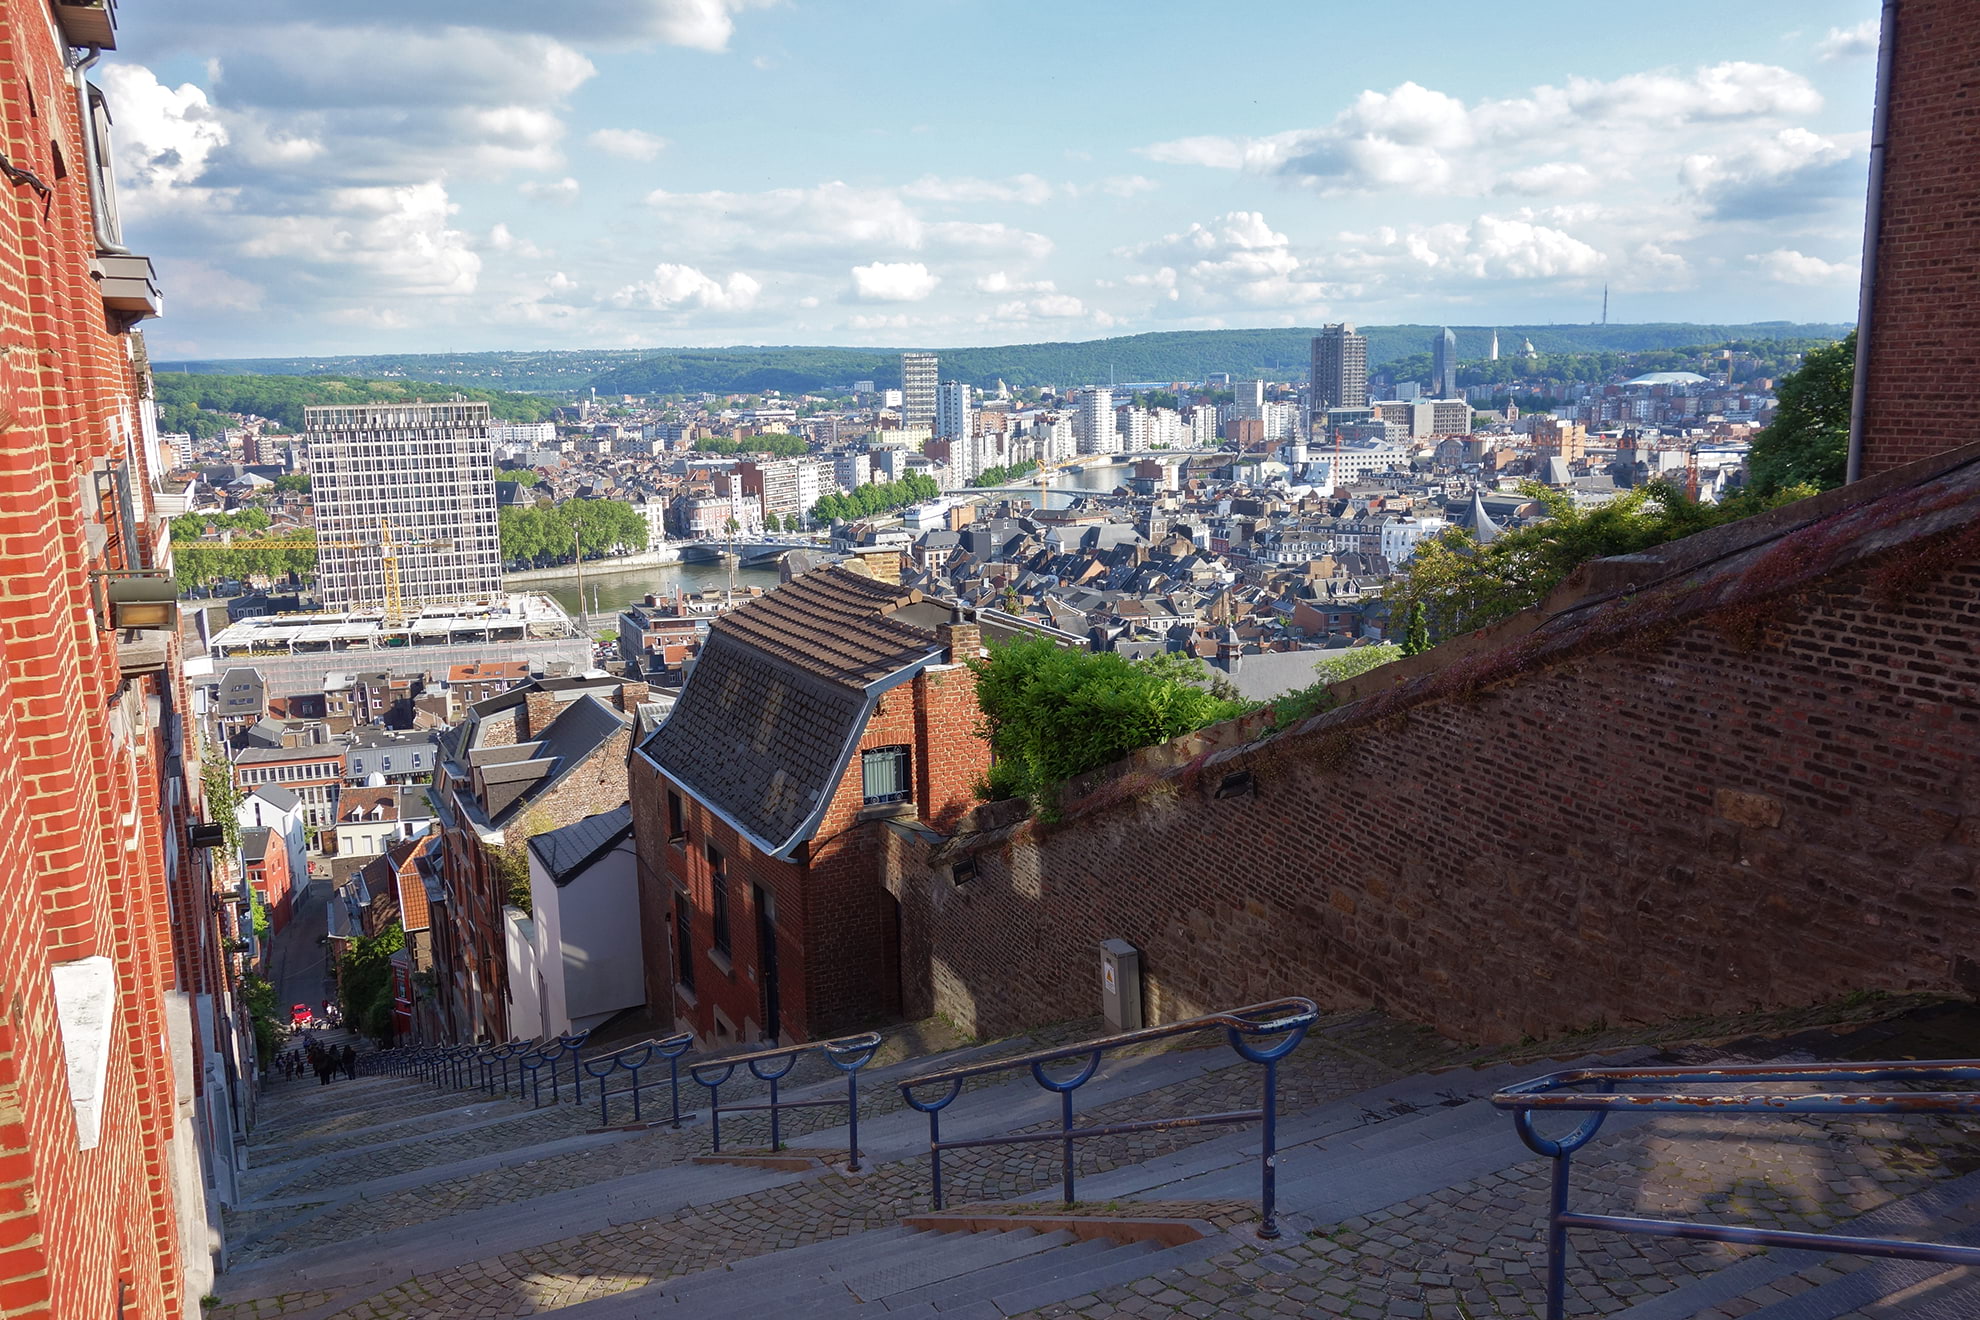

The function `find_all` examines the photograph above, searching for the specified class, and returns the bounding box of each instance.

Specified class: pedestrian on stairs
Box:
[312,1044,335,1087]
[341,1044,357,1080]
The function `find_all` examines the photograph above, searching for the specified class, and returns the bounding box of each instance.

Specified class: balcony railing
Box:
[897,997,1316,1239]
[1493,1058,1980,1320]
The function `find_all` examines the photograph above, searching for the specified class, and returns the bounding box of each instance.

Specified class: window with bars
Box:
[707,844,731,956]
[861,746,912,805]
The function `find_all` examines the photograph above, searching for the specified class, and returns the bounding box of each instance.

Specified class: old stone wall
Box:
[898,465,1980,1045]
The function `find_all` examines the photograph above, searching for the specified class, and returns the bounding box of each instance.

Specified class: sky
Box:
[110,0,1883,361]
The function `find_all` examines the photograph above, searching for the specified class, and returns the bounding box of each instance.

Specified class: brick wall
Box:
[895,457,1980,1046]
[0,2,196,1311]
[1859,0,1980,475]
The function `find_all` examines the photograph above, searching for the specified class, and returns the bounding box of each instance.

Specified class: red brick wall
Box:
[1859,0,1980,475]
[0,2,192,1312]
[896,533,1980,1047]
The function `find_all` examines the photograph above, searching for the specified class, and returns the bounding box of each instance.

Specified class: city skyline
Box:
[114,1,1881,360]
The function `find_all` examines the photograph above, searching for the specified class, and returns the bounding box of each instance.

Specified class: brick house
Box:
[633,563,991,1046]
[433,675,648,1042]
[447,660,533,718]
[240,826,297,935]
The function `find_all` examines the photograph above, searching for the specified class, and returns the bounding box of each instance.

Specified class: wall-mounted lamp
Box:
[92,570,179,631]
[188,822,226,850]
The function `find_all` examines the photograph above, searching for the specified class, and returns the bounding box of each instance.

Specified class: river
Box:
[523,462,1137,624]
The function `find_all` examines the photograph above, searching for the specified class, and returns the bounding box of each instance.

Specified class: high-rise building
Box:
[306,401,503,612]
[935,380,971,440]
[1433,327,1459,399]
[1076,386,1119,455]
[901,352,939,431]
[1310,324,1368,415]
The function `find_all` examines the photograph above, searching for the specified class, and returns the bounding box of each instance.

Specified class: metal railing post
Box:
[1546,1150,1573,1320]
[1259,1054,1280,1240]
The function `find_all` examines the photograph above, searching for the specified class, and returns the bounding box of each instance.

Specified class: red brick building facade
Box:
[1857,0,1980,476]
[635,565,989,1045]
[0,1,226,1314]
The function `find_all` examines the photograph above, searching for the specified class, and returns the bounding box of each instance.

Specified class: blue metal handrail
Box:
[1493,1058,1980,1320]
[690,1031,883,1170]
[897,997,1317,1240]
[582,1033,695,1128]
[516,1031,591,1108]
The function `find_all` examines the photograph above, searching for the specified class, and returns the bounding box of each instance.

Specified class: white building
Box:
[1076,387,1118,455]
[1379,515,1449,564]
[305,401,503,611]
[935,380,971,440]
[490,421,557,449]
[505,806,645,1040]
[1188,407,1219,447]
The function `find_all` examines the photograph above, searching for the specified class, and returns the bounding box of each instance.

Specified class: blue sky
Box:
[111,1,1881,360]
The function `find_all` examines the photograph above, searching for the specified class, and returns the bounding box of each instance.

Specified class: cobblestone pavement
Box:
[1013,1109,1980,1319]
[209,998,1980,1320]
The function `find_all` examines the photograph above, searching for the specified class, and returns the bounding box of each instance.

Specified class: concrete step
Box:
[987,1237,1225,1316]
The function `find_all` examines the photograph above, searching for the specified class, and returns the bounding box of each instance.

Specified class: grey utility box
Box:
[1099,939,1143,1033]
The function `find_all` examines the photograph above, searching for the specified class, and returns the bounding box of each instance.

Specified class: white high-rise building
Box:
[1076,387,1118,455]
[305,401,502,612]
[935,380,971,440]
[489,421,557,449]
[901,353,939,431]
[1118,407,1153,450]
[1188,406,1219,447]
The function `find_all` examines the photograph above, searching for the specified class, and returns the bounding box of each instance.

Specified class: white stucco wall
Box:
[528,838,644,1037]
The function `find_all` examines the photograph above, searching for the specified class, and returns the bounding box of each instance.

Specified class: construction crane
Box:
[220,519,452,626]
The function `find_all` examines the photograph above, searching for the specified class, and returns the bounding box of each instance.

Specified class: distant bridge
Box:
[676,537,820,566]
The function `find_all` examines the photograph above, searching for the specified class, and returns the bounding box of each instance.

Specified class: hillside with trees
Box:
[157,323,1850,400]
[154,373,562,440]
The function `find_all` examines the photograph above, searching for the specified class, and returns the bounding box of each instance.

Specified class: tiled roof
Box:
[708,566,936,689]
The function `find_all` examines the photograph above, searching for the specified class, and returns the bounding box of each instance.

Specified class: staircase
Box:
[208,1005,1980,1320]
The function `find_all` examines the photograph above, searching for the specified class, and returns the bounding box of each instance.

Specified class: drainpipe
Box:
[69,44,130,256]
[1846,0,1900,485]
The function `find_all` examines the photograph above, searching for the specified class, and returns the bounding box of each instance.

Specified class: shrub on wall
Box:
[969,637,1247,814]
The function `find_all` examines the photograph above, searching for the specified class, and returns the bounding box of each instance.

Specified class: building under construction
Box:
[306,400,504,612]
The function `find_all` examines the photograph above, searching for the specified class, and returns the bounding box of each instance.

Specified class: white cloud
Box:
[902,173,1055,205]
[850,261,940,303]
[1098,175,1158,197]
[610,262,761,310]
[1751,248,1857,285]
[521,176,582,203]
[1679,128,1855,219]
[1126,211,1330,314]
[1495,162,1596,197]
[975,271,1056,294]
[100,66,229,210]
[488,223,547,259]
[641,182,1052,264]
[237,181,483,296]
[1817,20,1880,62]
[589,128,668,160]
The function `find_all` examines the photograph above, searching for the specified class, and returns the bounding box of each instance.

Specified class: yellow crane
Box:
[219,519,452,626]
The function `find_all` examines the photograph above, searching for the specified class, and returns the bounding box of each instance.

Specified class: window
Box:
[861,746,912,805]
[667,791,686,843]
[707,845,730,957]
[674,891,694,991]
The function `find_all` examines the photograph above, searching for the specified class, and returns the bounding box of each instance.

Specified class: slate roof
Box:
[709,566,937,689]
[248,784,301,812]
[240,827,270,865]
[643,567,941,857]
[528,804,634,887]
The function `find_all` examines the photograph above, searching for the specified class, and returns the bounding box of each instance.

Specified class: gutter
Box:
[1846,0,1900,485]
[69,46,128,256]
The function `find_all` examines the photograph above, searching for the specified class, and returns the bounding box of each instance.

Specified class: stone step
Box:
[1611,1167,1980,1320]
[987,1236,1225,1316]
[881,1235,1125,1313]
[829,1228,1068,1302]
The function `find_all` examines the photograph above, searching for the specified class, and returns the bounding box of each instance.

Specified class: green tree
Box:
[240,972,283,1068]
[968,637,1248,814]
[270,472,311,494]
[1401,601,1429,656]
[337,921,406,1046]
[1747,330,1854,496]
[1315,643,1403,684]
[1386,480,1811,642]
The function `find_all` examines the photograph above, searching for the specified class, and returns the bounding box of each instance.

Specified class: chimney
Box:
[523,689,560,740]
[937,604,981,664]
[615,680,650,712]
[852,548,903,585]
